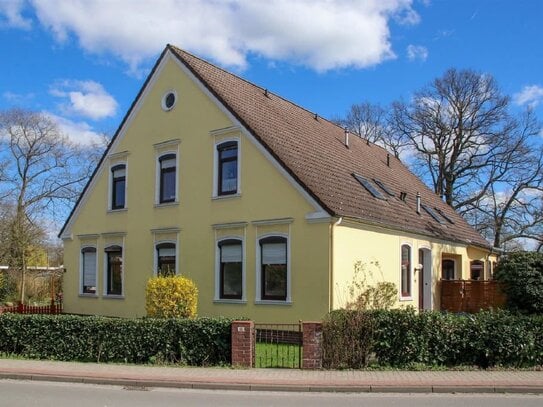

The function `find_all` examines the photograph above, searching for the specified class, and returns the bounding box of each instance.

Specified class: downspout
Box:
[329,216,343,312]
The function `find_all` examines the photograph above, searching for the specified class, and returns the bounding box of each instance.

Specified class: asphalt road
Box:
[0,380,542,406]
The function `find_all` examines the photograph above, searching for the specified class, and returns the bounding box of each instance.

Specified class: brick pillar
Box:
[302,321,323,369]
[231,320,255,368]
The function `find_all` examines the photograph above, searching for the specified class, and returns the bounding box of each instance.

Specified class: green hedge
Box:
[323,309,543,369]
[0,314,233,365]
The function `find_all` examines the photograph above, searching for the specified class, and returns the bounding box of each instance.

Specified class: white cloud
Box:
[406,44,428,62]
[0,0,32,29]
[2,91,35,104]
[513,85,543,108]
[45,113,105,147]
[21,0,420,73]
[50,80,118,120]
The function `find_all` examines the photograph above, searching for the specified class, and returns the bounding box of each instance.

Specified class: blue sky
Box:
[1,0,542,146]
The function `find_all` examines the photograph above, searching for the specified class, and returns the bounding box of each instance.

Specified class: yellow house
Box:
[59,45,497,322]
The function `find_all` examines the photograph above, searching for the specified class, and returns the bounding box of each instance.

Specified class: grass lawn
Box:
[255,342,301,368]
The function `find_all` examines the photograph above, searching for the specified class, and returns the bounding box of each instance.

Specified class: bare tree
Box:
[333,101,410,158]
[339,69,543,250]
[0,108,93,302]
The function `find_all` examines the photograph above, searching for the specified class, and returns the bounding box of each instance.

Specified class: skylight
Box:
[373,178,395,197]
[434,207,455,224]
[352,173,386,200]
[421,204,445,224]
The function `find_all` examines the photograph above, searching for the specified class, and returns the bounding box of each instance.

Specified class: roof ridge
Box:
[168,44,364,141]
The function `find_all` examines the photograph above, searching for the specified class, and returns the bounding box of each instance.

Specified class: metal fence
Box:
[254,323,302,368]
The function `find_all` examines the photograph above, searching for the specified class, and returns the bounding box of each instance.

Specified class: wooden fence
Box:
[440,280,506,313]
[0,300,62,315]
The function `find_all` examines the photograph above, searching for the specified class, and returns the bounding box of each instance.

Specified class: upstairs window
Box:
[401,244,411,298]
[159,154,177,203]
[421,204,445,224]
[260,236,288,301]
[217,141,238,195]
[156,242,176,276]
[105,245,123,296]
[352,173,386,200]
[111,164,126,210]
[81,247,97,294]
[373,178,395,196]
[218,239,243,299]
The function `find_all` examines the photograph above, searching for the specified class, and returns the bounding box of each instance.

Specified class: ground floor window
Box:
[156,242,176,276]
[218,239,243,299]
[105,245,123,295]
[401,244,411,297]
[442,259,455,280]
[470,260,484,280]
[81,247,97,294]
[260,236,287,301]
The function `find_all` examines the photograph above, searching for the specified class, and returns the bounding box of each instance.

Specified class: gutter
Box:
[329,216,343,312]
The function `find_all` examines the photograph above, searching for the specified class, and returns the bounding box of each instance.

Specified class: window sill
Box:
[154,201,179,208]
[212,193,241,201]
[78,293,98,298]
[213,299,247,304]
[255,300,292,306]
[103,295,124,300]
[107,208,128,213]
[399,296,413,302]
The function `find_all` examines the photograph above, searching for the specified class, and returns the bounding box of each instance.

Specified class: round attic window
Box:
[162,91,177,111]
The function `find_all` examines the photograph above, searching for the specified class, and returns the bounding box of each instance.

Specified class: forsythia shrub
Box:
[146,275,198,318]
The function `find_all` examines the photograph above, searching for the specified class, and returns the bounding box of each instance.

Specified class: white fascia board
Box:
[60,53,170,239]
[170,51,328,216]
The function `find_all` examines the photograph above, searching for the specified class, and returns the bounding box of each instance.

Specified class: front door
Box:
[419,248,432,310]
[418,249,424,310]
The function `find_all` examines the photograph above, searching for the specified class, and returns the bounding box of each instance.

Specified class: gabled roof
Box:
[168,45,490,249]
[60,44,490,249]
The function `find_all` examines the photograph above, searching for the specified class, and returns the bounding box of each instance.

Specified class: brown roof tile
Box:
[170,45,490,249]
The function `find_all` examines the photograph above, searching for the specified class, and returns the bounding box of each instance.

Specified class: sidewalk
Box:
[0,359,542,394]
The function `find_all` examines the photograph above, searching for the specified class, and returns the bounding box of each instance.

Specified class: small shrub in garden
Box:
[146,275,198,318]
[322,309,374,369]
[346,261,397,310]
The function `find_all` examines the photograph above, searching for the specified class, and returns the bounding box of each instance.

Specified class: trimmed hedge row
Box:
[0,314,233,365]
[323,309,543,369]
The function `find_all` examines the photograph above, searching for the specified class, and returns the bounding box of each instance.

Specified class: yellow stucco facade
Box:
[62,51,496,322]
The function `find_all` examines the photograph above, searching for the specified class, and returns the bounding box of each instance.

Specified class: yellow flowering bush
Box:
[145,275,198,318]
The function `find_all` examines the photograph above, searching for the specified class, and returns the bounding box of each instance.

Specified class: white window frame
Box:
[79,245,98,296]
[154,239,178,276]
[255,233,291,304]
[103,244,124,298]
[213,137,241,198]
[155,150,179,205]
[399,242,413,301]
[108,161,128,211]
[214,236,246,303]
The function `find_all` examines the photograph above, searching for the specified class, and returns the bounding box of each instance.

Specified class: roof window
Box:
[373,178,395,197]
[352,173,386,200]
[421,204,445,224]
[434,207,455,224]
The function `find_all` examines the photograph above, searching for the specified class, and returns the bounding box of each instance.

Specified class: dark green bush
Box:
[322,309,543,369]
[0,314,232,365]
[494,251,543,314]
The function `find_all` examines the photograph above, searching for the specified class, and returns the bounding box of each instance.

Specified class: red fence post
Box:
[231,321,255,368]
[302,321,323,369]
